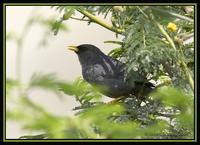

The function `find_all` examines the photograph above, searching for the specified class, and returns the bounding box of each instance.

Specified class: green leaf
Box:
[107,47,124,58]
[6,79,20,95]
[58,82,85,96]
[151,86,193,111]
[151,7,193,23]
[63,8,75,20]
[29,73,58,90]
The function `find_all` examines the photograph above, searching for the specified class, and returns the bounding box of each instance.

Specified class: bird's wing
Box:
[107,57,125,71]
[95,77,133,97]
[83,62,125,82]
[107,57,155,97]
[82,64,107,83]
[101,56,126,79]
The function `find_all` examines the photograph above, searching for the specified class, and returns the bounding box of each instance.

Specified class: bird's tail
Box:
[132,81,155,100]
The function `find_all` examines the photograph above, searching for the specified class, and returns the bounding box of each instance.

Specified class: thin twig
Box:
[137,6,194,93]
[137,6,149,19]
[76,8,124,34]
[70,16,90,21]
[154,21,177,51]
[142,24,146,48]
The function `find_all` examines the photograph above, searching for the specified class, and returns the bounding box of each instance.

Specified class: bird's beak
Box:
[68,45,79,52]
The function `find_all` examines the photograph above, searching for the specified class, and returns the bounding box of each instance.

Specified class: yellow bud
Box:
[167,22,177,32]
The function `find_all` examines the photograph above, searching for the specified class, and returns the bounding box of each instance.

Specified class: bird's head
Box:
[68,44,105,66]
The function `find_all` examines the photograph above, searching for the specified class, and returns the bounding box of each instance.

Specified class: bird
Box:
[68,44,155,100]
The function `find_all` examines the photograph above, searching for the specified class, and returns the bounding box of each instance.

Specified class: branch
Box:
[154,21,194,92]
[76,9,124,34]
[137,6,176,51]
[180,59,194,91]
[154,21,177,51]
[104,40,123,45]
[137,6,194,93]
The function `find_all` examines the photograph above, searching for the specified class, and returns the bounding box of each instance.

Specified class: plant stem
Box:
[76,9,124,34]
[142,24,146,48]
[137,6,149,19]
[154,21,194,92]
[104,40,123,45]
[137,6,194,93]
[179,46,194,91]
[154,21,176,51]
[182,62,194,91]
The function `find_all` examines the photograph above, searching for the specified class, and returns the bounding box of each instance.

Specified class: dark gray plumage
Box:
[68,44,154,98]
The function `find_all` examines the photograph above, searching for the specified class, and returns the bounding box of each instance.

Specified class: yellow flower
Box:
[167,22,177,32]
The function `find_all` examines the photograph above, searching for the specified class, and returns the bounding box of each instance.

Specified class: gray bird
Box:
[68,44,154,99]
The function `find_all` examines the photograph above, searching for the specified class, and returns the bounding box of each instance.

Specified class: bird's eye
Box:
[85,52,92,60]
[87,56,91,60]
